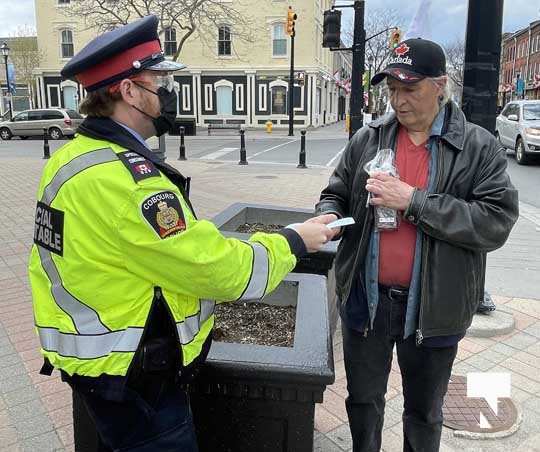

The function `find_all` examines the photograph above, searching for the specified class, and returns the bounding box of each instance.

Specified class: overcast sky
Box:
[0,0,539,42]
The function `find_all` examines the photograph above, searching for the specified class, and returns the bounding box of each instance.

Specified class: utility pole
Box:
[287,6,297,137]
[462,0,505,134]
[349,1,366,139]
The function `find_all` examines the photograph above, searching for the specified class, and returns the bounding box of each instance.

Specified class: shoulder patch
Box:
[141,191,186,239]
[34,202,64,256]
[118,151,160,182]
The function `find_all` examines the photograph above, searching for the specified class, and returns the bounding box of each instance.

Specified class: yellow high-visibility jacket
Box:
[28,133,298,378]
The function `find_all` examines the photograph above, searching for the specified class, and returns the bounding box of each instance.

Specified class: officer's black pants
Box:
[342,291,458,452]
[77,375,198,451]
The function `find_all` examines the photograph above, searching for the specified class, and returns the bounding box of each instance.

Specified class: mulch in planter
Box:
[236,223,285,234]
[214,302,296,347]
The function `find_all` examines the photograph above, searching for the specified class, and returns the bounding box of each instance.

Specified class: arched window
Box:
[216,86,233,116]
[164,28,177,56]
[271,86,287,115]
[218,25,231,56]
[61,29,74,58]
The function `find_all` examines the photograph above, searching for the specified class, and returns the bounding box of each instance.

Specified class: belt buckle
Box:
[389,288,408,301]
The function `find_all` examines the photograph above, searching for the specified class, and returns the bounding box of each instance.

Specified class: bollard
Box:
[297,130,307,169]
[239,129,247,165]
[43,127,50,160]
[178,126,187,161]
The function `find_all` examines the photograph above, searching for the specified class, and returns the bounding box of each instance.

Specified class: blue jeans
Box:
[77,377,198,451]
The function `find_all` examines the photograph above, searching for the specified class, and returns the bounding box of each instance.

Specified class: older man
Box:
[315,38,519,451]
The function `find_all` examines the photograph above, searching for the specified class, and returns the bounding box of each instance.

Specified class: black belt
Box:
[378,284,409,301]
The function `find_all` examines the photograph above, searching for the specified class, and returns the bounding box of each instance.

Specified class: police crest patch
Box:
[141,191,186,239]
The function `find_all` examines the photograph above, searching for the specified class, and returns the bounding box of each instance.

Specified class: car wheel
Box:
[516,138,530,165]
[0,127,12,140]
[48,127,63,140]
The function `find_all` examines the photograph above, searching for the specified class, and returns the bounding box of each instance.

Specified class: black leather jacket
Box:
[316,102,519,340]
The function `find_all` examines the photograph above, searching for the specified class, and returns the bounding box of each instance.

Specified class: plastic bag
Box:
[364,149,399,231]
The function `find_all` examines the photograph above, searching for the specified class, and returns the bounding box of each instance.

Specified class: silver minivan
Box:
[0,108,84,140]
[495,100,540,165]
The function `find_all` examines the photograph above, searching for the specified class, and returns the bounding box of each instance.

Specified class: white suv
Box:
[495,100,540,165]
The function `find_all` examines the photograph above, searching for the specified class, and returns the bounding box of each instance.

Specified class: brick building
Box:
[499,20,540,107]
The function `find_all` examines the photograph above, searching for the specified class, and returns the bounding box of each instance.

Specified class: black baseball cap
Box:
[371,38,446,86]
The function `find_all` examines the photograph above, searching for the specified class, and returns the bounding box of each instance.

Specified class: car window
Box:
[13,112,28,122]
[42,111,65,120]
[66,110,83,119]
[501,104,512,117]
[28,111,43,121]
[523,104,540,120]
[507,105,519,118]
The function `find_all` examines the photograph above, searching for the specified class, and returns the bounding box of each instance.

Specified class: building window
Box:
[163,28,177,56]
[258,84,267,111]
[235,84,244,111]
[218,25,231,56]
[216,86,233,115]
[272,24,287,57]
[61,29,74,58]
[271,86,287,114]
[58,0,70,4]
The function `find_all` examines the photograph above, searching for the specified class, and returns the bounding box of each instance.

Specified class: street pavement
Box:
[0,124,540,451]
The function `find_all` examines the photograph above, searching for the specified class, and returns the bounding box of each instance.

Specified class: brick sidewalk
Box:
[0,157,539,451]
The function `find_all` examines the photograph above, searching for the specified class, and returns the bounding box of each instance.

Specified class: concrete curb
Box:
[466,309,516,338]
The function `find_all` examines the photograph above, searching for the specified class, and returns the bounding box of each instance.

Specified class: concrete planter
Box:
[190,273,334,452]
[211,202,339,334]
[72,274,334,452]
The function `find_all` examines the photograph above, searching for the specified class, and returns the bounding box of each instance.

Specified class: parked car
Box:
[0,108,84,141]
[495,100,540,165]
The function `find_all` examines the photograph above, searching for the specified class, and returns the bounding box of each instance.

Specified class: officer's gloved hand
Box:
[288,217,334,253]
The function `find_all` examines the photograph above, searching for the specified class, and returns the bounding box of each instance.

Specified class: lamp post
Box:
[1,42,12,120]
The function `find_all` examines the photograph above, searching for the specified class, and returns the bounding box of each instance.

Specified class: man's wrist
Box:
[403,188,427,225]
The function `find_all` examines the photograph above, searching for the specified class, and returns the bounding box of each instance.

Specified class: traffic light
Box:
[322,9,341,48]
[389,28,402,49]
[286,6,297,36]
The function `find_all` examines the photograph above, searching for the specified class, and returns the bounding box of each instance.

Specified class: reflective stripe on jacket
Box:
[29,134,297,377]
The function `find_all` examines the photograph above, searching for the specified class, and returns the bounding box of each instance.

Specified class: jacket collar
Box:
[78,117,159,163]
[77,117,195,211]
[368,101,466,152]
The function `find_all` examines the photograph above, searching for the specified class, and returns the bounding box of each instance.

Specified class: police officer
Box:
[28,16,334,451]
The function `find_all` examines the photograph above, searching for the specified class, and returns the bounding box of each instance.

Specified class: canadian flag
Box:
[534,74,540,89]
[333,70,342,87]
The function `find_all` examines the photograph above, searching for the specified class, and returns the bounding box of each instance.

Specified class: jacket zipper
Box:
[416,139,444,346]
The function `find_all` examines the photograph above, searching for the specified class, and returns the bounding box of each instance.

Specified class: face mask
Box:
[132,80,178,137]
[152,87,178,137]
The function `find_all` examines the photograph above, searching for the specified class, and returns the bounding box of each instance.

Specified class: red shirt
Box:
[378,127,430,287]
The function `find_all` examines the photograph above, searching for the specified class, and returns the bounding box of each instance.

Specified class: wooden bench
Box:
[207,123,242,135]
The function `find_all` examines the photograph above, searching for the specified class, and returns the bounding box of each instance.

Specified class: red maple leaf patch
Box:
[395,43,410,56]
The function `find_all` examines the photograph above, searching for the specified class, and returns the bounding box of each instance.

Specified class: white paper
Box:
[327,217,355,229]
